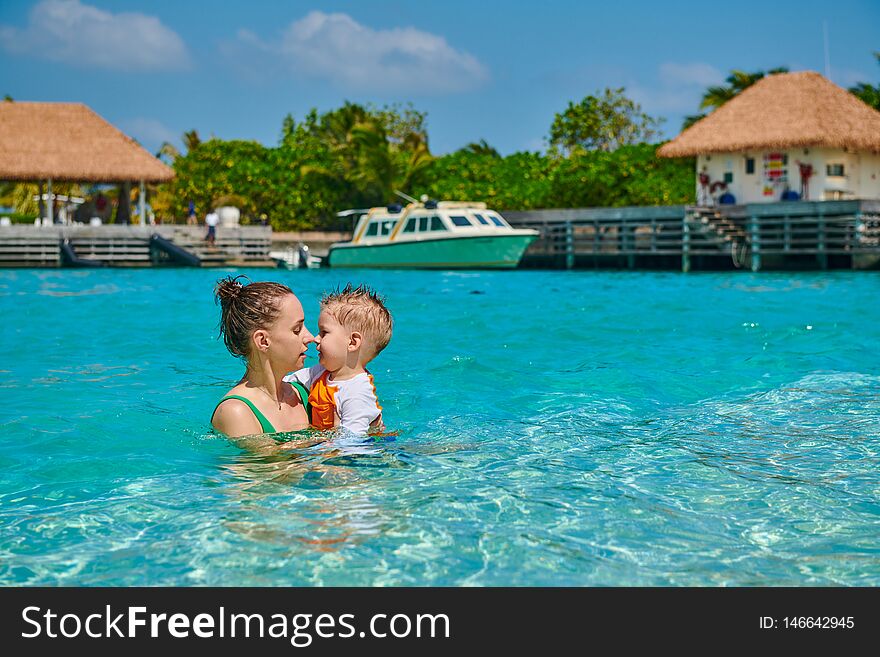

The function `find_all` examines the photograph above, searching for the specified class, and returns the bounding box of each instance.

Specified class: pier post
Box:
[749,215,761,272]
[47,178,53,225]
[817,206,827,270]
[565,220,574,269]
[625,221,635,269]
[681,214,691,273]
[139,180,146,226]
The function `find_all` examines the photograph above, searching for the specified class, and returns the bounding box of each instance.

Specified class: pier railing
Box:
[0,224,273,267]
[505,200,880,271]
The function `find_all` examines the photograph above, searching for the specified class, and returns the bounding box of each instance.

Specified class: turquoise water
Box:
[1,268,878,586]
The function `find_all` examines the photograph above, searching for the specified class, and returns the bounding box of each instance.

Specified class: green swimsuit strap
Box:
[214,395,276,434]
[288,380,312,423]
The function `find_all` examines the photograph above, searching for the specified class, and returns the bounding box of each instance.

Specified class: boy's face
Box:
[315,309,351,372]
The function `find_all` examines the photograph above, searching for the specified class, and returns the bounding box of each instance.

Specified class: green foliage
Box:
[549,88,663,154]
[422,144,692,210]
[421,150,552,210]
[548,145,693,208]
[849,52,880,110]
[158,97,694,229]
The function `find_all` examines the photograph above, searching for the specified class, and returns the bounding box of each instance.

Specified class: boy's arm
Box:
[283,364,323,388]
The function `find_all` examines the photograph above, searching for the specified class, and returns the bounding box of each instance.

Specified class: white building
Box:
[658,71,880,205]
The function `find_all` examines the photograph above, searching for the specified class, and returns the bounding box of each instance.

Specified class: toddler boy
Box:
[285,284,392,434]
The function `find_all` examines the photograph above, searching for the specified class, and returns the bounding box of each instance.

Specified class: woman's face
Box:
[265,293,314,371]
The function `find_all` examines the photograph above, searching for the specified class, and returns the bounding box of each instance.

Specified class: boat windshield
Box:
[364,218,397,237]
[487,213,509,228]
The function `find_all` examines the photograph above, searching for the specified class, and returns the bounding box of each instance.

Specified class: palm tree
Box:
[351,122,433,202]
[681,113,706,130]
[464,139,501,157]
[700,68,789,111]
[182,129,201,153]
[300,112,433,206]
[849,52,880,110]
[156,141,180,163]
[682,67,789,129]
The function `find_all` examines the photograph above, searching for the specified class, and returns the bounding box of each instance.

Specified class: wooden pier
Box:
[0,225,273,268]
[506,200,880,271]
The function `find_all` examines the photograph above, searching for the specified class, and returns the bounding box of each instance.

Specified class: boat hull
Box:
[327,233,537,269]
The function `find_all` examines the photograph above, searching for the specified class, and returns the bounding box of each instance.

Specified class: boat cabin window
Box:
[419,216,429,232]
[488,214,506,227]
[403,217,418,233]
[450,215,472,227]
[430,216,446,231]
[364,219,395,237]
[473,213,490,225]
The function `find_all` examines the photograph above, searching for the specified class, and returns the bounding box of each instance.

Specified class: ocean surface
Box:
[1,268,878,586]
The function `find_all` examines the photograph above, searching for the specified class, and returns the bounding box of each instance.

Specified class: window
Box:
[473,213,489,225]
[419,216,429,232]
[827,163,845,177]
[365,222,379,237]
[430,216,446,231]
[450,215,472,227]
[403,217,417,233]
[724,172,733,184]
[489,214,505,227]
[745,158,755,174]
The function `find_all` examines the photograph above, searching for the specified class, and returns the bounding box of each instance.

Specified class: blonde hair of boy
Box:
[321,284,393,360]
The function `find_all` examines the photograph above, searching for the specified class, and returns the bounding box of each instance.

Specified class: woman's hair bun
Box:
[214,275,249,305]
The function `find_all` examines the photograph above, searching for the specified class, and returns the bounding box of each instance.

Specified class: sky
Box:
[1,0,878,156]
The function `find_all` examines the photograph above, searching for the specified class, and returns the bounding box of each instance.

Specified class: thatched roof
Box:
[658,71,880,158]
[0,101,174,182]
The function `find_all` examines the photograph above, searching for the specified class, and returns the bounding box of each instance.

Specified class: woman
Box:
[211,276,314,437]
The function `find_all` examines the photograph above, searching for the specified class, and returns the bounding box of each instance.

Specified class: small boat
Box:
[269,243,322,269]
[327,200,538,269]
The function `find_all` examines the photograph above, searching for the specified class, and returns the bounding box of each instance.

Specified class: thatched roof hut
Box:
[0,101,174,182]
[658,71,880,158]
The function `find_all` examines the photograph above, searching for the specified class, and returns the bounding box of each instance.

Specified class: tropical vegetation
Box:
[153,93,693,230]
[849,52,880,110]
[7,57,877,229]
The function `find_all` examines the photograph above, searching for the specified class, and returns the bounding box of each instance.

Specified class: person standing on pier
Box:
[205,208,219,246]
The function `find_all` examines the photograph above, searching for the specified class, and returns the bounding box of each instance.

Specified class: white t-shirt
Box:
[205,212,219,227]
[284,365,382,435]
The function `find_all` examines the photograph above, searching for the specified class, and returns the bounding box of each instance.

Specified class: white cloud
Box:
[233,11,488,93]
[0,0,191,72]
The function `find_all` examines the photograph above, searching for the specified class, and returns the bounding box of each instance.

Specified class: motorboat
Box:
[327,200,538,269]
[269,243,322,269]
